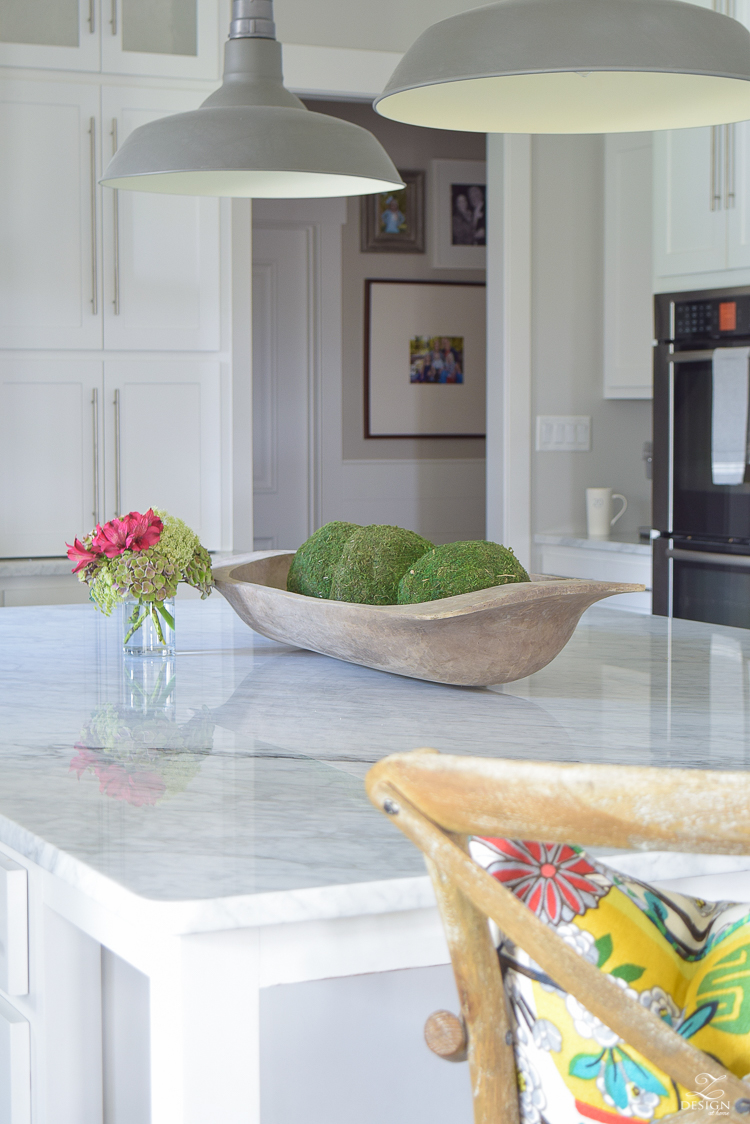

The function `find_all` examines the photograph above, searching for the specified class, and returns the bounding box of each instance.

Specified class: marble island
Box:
[2,597,750,1124]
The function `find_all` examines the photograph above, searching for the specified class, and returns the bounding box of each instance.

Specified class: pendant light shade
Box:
[374,0,750,135]
[101,1,402,197]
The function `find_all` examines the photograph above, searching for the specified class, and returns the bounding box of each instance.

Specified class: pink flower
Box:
[66,538,103,574]
[92,509,163,558]
[478,838,610,925]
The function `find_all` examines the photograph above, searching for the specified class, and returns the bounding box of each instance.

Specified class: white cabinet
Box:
[0,996,30,1124]
[603,132,653,399]
[104,360,222,548]
[0,360,102,556]
[652,125,727,279]
[0,0,101,72]
[0,855,28,997]
[101,0,220,81]
[101,86,220,351]
[0,79,102,349]
[0,0,220,80]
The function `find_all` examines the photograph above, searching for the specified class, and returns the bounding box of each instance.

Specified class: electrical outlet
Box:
[535,415,591,452]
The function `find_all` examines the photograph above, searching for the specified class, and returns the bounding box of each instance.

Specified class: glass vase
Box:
[121,597,175,657]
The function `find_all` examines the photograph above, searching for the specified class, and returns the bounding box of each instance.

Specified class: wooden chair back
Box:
[366,750,750,1124]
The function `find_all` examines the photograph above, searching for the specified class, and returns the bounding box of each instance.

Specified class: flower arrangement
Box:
[66,508,213,645]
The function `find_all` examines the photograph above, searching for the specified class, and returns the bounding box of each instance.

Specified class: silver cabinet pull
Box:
[711,125,723,211]
[726,122,736,209]
[111,118,120,315]
[667,548,750,568]
[114,389,121,517]
[92,388,99,525]
[88,0,95,33]
[111,0,117,35]
[88,118,98,315]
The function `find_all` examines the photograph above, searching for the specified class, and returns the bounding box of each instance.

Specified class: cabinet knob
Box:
[424,1010,467,1062]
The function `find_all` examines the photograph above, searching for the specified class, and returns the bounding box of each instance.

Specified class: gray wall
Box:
[530,134,652,537]
[306,100,486,464]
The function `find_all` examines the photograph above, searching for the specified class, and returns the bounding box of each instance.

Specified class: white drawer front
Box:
[0,995,30,1124]
[0,856,28,996]
[538,546,653,614]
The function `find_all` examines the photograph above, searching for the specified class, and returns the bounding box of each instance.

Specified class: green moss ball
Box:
[330,525,434,605]
[287,521,360,598]
[397,540,530,604]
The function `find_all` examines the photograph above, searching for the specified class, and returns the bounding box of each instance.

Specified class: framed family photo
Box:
[360,170,425,253]
[365,279,486,438]
[431,159,487,269]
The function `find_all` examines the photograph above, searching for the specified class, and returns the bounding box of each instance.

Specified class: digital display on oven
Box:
[674,295,750,339]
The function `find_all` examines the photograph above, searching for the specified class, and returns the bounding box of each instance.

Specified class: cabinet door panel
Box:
[0,996,30,1124]
[726,121,750,269]
[653,126,726,278]
[104,361,221,549]
[0,0,100,71]
[101,87,220,351]
[0,360,103,556]
[0,80,102,349]
[101,0,219,80]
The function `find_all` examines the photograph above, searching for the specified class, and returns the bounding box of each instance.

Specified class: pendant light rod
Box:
[230,0,276,40]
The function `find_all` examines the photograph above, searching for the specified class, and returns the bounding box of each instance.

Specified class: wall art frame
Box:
[365,278,486,439]
[360,169,426,253]
[431,159,487,269]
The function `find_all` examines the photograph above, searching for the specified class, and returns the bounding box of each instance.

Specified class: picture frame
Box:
[365,279,486,439]
[431,159,487,269]
[360,170,426,253]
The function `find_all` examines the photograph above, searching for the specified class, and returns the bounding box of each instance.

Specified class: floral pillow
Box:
[470,838,750,1123]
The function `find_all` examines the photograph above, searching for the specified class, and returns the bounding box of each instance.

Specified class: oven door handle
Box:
[667,548,750,568]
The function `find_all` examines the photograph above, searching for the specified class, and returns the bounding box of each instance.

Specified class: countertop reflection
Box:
[0,598,748,915]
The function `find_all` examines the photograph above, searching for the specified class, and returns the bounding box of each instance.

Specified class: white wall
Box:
[530,135,652,540]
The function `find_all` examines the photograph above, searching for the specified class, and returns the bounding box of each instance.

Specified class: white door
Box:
[0,359,103,556]
[101,0,220,80]
[0,79,102,349]
[103,360,222,549]
[652,125,726,278]
[0,0,100,71]
[252,223,315,551]
[101,86,221,351]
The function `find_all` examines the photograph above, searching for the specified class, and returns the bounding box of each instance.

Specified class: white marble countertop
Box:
[534,531,653,555]
[1,596,748,933]
[0,551,245,578]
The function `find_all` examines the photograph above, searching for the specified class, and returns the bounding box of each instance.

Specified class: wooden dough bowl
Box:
[213,551,645,688]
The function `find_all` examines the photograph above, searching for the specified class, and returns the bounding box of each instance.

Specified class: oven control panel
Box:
[674,295,750,340]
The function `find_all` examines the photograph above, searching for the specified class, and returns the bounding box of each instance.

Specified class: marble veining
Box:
[1,598,749,929]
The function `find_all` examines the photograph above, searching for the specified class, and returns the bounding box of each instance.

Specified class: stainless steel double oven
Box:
[653,286,750,628]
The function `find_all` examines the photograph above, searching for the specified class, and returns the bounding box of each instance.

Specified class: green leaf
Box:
[569,1052,604,1080]
[594,933,613,968]
[678,1002,718,1039]
[610,963,645,983]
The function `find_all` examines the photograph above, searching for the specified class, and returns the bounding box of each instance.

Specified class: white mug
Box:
[586,488,627,538]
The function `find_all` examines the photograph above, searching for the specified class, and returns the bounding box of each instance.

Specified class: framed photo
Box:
[365,279,486,438]
[431,159,487,269]
[360,170,425,253]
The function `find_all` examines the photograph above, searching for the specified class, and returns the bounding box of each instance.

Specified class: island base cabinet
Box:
[0,996,30,1124]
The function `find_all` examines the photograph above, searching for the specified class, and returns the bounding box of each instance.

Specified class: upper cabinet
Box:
[0,0,220,80]
[101,86,221,351]
[653,0,750,288]
[604,132,654,399]
[0,79,103,349]
[0,0,101,72]
[101,0,220,80]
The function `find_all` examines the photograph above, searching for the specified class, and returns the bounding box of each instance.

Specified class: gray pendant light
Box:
[100,0,402,197]
[375,0,750,135]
